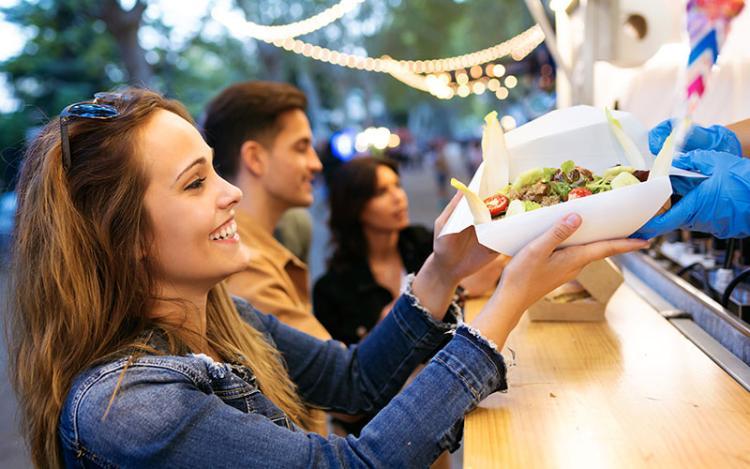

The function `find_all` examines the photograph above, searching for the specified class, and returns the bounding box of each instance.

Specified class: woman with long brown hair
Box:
[7,88,646,468]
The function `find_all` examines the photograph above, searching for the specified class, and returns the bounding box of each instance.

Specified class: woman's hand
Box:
[430,192,499,282]
[412,192,499,320]
[471,213,648,348]
[460,254,510,298]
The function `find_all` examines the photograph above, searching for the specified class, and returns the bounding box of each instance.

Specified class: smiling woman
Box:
[7,87,647,468]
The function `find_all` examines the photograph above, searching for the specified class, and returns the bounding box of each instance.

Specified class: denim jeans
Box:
[59,292,507,468]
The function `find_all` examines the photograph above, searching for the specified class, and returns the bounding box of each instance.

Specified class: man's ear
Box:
[240,140,267,177]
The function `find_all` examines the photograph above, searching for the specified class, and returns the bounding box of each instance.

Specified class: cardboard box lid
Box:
[575,258,624,303]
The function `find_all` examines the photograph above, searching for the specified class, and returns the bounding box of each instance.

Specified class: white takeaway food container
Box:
[439,106,700,255]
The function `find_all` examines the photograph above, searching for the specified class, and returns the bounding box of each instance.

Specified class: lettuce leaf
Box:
[560,160,575,175]
[523,200,542,211]
[586,177,612,194]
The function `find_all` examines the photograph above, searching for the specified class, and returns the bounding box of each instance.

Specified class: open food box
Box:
[439,105,702,255]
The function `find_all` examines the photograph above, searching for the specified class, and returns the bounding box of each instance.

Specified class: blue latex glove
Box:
[633,150,750,239]
[649,119,742,156]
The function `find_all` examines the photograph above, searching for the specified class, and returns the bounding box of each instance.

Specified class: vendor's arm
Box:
[727,118,750,157]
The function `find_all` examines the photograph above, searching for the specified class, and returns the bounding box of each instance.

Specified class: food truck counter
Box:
[462,254,750,468]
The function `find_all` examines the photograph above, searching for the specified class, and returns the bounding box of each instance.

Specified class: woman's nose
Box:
[218,177,243,208]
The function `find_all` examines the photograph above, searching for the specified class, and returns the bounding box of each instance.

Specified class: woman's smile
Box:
[209,218,239,242]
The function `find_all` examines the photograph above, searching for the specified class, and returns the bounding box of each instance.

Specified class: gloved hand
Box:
[633,150,750,239]
[649,119,742,156]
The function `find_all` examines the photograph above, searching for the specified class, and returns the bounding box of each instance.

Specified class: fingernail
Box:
[564,213,581,228]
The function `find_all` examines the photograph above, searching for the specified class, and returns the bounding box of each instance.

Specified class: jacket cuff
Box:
[433,325,508,404]
[401,273,463,328]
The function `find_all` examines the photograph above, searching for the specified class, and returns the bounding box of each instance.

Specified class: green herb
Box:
[560,160,575,175]
[551,181,571,199]
[523,200,542,211]
[585,177,612,194]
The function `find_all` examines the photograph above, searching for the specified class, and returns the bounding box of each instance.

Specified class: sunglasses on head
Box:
[59,92,122,171]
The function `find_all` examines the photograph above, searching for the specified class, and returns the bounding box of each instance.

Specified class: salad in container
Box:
[440,106,701,256]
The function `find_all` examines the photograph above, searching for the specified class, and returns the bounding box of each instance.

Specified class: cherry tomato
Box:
[568,187,593,200]
[484,193,509,217]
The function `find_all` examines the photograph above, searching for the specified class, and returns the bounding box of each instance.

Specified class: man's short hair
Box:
[202,81,307,180]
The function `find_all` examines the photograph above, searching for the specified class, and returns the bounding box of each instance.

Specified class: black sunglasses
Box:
[59,93,121,171]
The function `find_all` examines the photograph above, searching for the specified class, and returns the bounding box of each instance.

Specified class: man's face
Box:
[260,109,322,208]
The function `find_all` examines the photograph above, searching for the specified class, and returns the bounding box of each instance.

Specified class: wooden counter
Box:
[463,283,750,468]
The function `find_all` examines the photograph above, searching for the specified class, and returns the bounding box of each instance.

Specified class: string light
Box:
[500,115,517,130]
[211,4,546,100]
[212,0,364,42]
[262,24,544,75]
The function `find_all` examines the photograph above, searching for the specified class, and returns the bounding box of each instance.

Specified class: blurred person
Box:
[430,138,450,208]
[7,88,647,468]
[274,207,313,263]
[201,81,329,340]
[314,157,506,347]
[466,139,482,175]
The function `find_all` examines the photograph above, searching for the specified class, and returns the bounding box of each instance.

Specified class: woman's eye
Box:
[185,177,206,190]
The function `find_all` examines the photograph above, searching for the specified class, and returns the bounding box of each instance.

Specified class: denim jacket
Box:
[59,289,508,468]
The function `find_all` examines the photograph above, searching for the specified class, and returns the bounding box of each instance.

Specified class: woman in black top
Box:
[314,157,504,346]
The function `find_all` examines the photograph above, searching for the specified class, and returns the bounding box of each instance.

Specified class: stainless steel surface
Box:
[618,252,750,391]
[670,318,750,392]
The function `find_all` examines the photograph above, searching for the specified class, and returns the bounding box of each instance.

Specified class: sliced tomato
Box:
[483,193,509,217]
[567,187,592,200]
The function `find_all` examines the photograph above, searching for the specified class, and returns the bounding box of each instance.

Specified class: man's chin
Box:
[294,194,315,207]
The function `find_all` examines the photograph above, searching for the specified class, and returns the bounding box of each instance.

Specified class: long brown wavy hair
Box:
[7,88,310,468]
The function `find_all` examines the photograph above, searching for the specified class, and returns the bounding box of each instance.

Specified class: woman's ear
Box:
[239,140,267,177]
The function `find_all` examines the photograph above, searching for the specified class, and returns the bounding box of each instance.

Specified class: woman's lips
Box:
[209,219,239,242]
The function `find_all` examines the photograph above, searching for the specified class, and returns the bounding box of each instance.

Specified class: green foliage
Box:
[2,0,120,115]
[365,0,534,120]
[0,0,545,188]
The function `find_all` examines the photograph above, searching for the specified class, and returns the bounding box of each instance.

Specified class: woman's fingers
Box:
[562,238,649,266]
[434,191,463,234]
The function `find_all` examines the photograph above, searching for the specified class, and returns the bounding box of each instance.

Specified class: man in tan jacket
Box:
[202,82,330,433]
[202,81,329,341]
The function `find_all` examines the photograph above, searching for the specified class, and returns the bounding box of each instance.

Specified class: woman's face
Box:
[140,110,250,293]
[360,165,409,233]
